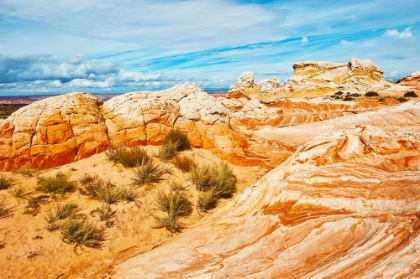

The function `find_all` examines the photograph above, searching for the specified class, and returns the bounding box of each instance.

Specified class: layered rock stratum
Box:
[112,124,420,278]
[397,70,420,89]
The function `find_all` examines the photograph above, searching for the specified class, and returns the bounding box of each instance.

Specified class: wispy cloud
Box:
[384,27,413,39]
[340,40,353,45]
[301,36,309,44]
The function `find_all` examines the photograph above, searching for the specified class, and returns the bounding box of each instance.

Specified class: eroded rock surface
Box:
[0,92,109,171]
[397,70,420,89]
[112,125,420,278]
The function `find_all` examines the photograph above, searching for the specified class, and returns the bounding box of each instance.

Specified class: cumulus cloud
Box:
[384,27,413,39]
[301,36,308,44]
[340,40,353,45]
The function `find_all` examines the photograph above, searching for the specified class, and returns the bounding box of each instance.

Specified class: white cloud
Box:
[340,40,353,45]
[67,54,85,65]
[384,27,413,39]
[389,71,399,77]
[301,36,308,44]
[69,78,114,88]
[363,41,375,47]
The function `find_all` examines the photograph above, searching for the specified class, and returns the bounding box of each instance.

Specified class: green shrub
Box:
[334,91,343,96]
[197,189,219,212]
[365,91,379,97]
[8,184,29,200]
[343,96,353,101]
[105,146,151,167]
[36,172,76,194]
[154,189,193,233]
[163,129,191,152]
[119,186,138,202]
[0,174,14,190]
[189,164,216,192]
[132,160,165,187]
[172,155,197,172]
[397,97,408,103]
[60,219,105,252]
[212,162,237,199]
[91,181,122,204]
[93,203,116,221]
[404,91,418,98]
[45,202,78,232]
[158,141,180,162]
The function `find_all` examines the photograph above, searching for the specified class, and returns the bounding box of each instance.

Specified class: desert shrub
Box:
[0,174,14,190]
[91,181,122,204]
[154,189,193,233]
[197,189,219,212]
[158,140,180,162]
[79,174,126,204]
[170,181,188,193]
[191,162,237,212]
[172,155,197,172]
[105,146,151,167]
[24,195,50,216]
[8,184,29,200]
[0,197,12,218]
[343,96,353,101]
[378,98,385,102]
[404,91,418,98]
[60,219,105,252]
[334,91,343,96]
[93,203,116,221]
[163,129,191,152]
[36,172,76,194]
[365,91,379,97]
[45,202,78,232]
[189,164,216,192]
[13,166,39,177]
[397,97,408,103]
[132,160,165,187]
[119,186,138,202]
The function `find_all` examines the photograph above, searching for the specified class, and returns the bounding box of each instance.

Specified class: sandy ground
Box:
[0,147,259,279]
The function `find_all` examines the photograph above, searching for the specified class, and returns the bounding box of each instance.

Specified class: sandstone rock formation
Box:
[284,58,393,96]
[397,70,420,89]
[112,124,420,278]
[0,84,248,171]
[0,92,109,171]
[226,71,261,99]
[260,77,282,94]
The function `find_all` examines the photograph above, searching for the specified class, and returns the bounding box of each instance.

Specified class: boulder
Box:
[284,58,393,96]
[260,77,282,94]
[0,92,110,171]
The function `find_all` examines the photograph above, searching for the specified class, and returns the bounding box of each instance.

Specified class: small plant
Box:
[365,91,379,97]
[60,219,105,253]
[158,130,191,162]
[343,96,353,101]
[170,181,188,193]
[212,162,237,199]
[91,181,122,204]
[8,184,29,200]
[158,141,181,162]
[334,91,343,96]
[36,172,76,194]
[197,189,219,212]
[119,186,138,202]
[378,98,385,102]
[132,160,165,187]
[154,189,193,233]
[0,174,14,190]
[189,164,216,192]
[24,195,50,216]
[13,166,39,177]
[44,202,78,232]
[93,203,117,221]
[397,97,408,103]
[0,197,12,218]
[404,91,418,98]
[172,155,197,172]
[105,146,151,167]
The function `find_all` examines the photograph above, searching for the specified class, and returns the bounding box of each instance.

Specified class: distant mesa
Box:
[227,58,406,101]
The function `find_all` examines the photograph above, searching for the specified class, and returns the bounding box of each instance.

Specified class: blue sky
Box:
[0,0,419,95]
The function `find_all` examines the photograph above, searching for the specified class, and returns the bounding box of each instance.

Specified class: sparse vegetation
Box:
[365,91,379,97]
[172,155,197,172]
[89,181,122,204]
[397,97,408,103]
[105,145,151,167]
[0,174,14,190]
[404,91,418,98]
[24,195,50,216]
[13,166,39,177]
[60,219,105,252]
[36,172,76,194]
[45,202,78,232]
[9,184,29,200]
[378,98,385,102]
[132,160,165,187]
[154,188,193,233]
[190,161,237,212]
[334,91,344,96]
[93,203,117,221]
[343,96,353,101]
[158,130,191,161]
[0,197,12,218]
[119,186,138,202]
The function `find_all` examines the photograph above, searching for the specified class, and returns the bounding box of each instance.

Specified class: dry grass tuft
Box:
[60,219,105,253]
[45,202,79,232]
[0,196,13,218]
[0,174,14,190]
[8,184,29,200]
[132,160,165,187]
[36,172,76,194]
[24,195,50,216]
[158,130,191,162]
[172,155,197,172]
[105,146,151,167]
